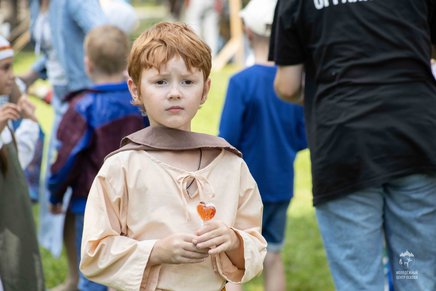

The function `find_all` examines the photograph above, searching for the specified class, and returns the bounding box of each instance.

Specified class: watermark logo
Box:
[399,250,415,269]
[396,250,418,280]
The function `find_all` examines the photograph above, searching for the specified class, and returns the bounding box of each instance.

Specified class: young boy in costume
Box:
[47,25,146,291]
[219,1,307,290]
[0,35,44,291]
[80,22,267,290]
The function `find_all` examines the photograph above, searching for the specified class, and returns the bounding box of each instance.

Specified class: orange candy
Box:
[197,201,216,221]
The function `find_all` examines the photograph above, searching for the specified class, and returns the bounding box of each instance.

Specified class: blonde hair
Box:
[84,25,130,75]
[127,21,212,91]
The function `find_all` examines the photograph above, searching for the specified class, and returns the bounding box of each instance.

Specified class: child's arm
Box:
[80,156,153,290]
[47,96,90,212]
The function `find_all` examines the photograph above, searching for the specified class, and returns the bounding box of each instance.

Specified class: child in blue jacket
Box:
[48,25,148,291]
[219,1,307,290]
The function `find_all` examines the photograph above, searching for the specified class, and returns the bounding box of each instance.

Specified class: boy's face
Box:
[128,56,210,131]
[0,57,14,96]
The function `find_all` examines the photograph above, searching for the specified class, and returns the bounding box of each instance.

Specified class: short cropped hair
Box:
[127,22,212,90]
[84,25,130,75]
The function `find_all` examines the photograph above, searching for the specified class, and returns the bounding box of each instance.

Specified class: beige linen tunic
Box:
[80,128,266,291]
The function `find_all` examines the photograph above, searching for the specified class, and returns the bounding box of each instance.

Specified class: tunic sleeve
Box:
[79,154,158,291]
[213,162,267,283]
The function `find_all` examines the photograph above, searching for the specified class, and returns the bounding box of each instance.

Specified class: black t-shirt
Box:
[270,0,436,205]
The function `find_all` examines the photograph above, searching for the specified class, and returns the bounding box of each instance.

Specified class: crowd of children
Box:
[219,0,306,290]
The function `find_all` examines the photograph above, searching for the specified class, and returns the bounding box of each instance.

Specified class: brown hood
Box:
[105,127,242,160]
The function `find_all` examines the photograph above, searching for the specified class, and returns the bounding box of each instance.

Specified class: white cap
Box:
[240,0,278,37]
[0,35,13,60]
[100,0,139,34]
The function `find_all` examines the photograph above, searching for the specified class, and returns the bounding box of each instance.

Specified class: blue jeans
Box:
[75,214,107,291]
[316,174,436,291]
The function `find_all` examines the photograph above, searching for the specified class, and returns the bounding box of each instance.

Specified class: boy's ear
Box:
[84,56,93,76]
[128,77,141,105]
[200,78,211,105]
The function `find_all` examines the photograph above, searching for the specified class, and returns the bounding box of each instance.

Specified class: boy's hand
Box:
[0,103,21,132]
[17,96,37,122]
[193,221,241,255]
[149,233,209,266]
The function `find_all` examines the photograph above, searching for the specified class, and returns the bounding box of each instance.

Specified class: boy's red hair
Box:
[127,22,212,89]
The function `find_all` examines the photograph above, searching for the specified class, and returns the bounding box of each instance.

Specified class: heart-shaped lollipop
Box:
[197,201,216,222]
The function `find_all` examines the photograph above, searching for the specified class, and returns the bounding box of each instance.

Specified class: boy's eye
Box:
[182,80,194,85]
[156,80,167,85]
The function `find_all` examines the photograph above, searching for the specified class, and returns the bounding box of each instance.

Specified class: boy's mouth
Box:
[166,106,183,113]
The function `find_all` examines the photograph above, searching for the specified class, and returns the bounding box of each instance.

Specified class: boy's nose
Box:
[168,85,181,99]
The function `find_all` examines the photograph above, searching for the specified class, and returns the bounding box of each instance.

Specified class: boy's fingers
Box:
[182,250,209,259]
[184,241,209,253]
[207,241,230,255]
[195,220,224,236]
[195,236,224,250]
[191,247,209,254]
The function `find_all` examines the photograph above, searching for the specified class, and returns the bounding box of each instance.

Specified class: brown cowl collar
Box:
[105,127,242,160]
